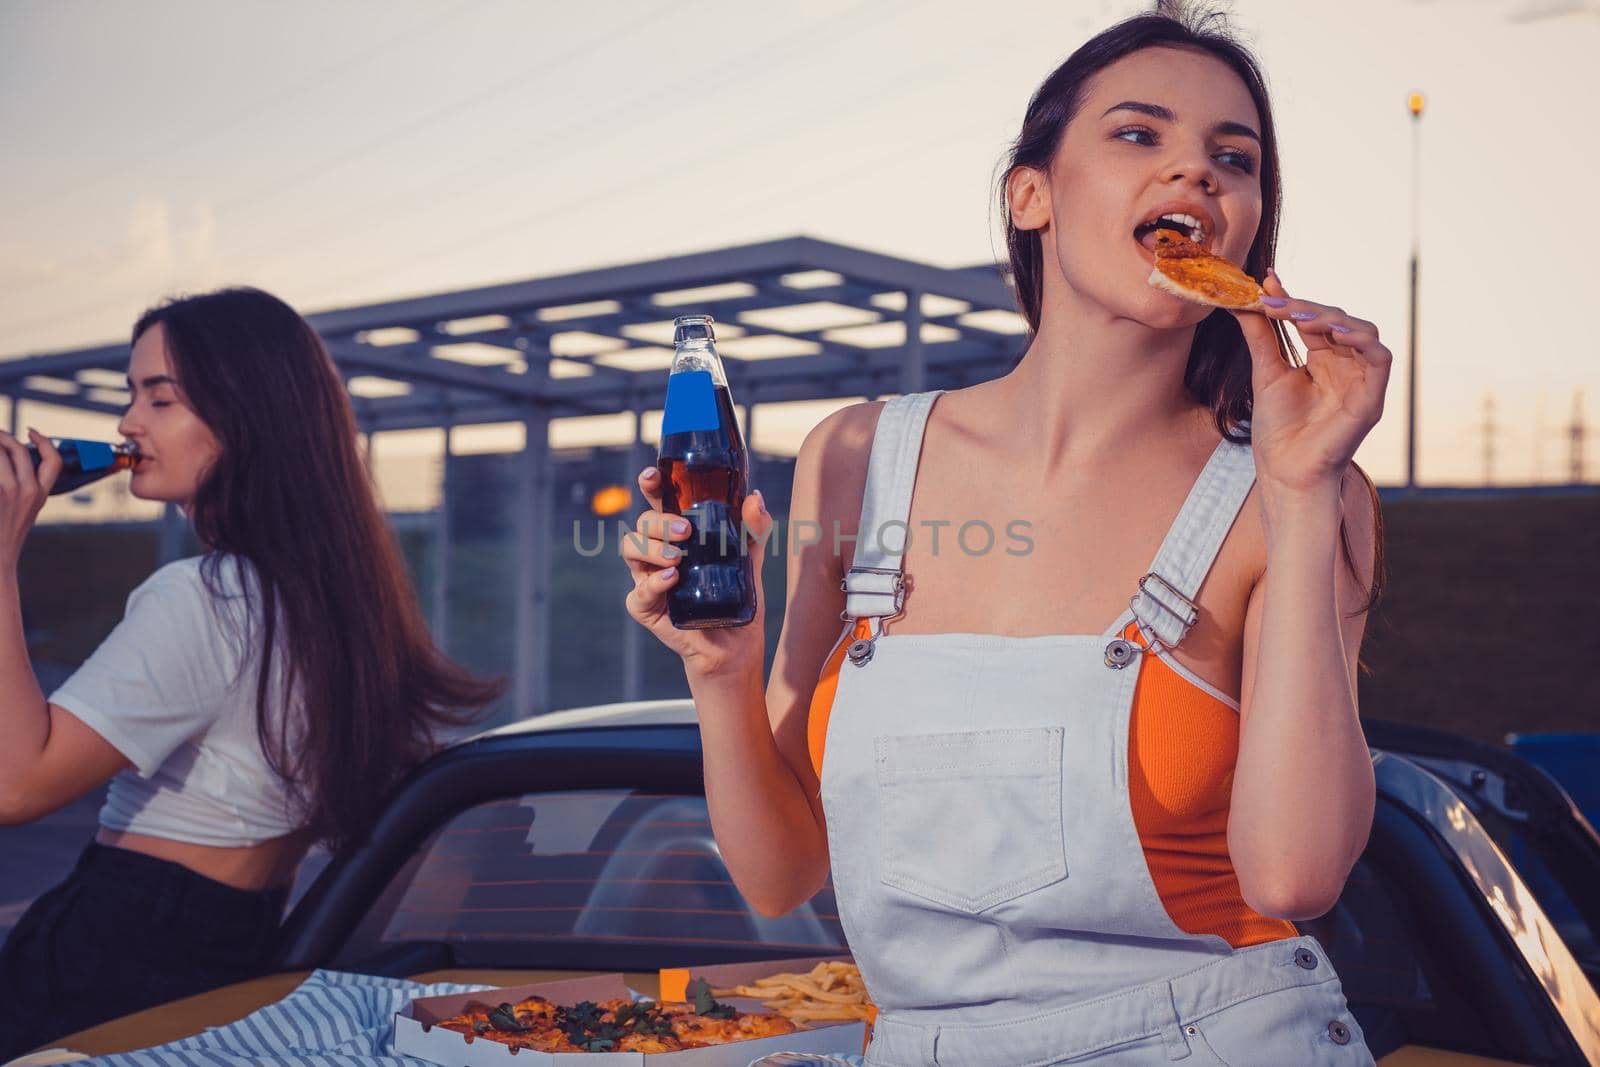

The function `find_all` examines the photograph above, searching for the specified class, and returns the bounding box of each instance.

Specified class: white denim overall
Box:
[820,391,1373,1066]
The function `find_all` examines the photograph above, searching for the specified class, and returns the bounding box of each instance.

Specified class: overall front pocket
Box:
[874,726,1067,913]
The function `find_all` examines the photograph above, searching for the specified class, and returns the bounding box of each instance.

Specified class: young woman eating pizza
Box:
[623,4,1387,1062]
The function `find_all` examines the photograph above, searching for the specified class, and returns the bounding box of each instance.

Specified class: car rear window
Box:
[334,790,845,971]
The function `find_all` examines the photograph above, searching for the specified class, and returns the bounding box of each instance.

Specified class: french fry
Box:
[783,977,863,1004]
[707,961,874,1029]
[710,984,769,998]
[789,1005,873,1021]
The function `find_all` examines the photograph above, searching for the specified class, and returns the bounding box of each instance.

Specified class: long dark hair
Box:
[999,1,1384,615]
[133,287,502,852]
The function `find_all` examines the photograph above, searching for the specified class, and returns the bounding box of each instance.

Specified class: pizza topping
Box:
[572,999,677,1052]
[691,976,738,1019]
[1151,229,1211,258]
[487,1003,527,1033]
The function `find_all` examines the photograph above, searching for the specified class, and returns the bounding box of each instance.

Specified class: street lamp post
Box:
[1406,90,1425,492]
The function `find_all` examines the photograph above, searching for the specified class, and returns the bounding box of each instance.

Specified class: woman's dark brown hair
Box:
[134,287,502,852]
[999,0,1384,614]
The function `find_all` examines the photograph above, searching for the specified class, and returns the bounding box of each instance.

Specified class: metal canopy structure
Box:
[2,237,1025,715]
[1,237,1022,426]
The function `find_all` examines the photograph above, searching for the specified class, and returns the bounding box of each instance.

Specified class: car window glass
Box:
[335,790,845,969]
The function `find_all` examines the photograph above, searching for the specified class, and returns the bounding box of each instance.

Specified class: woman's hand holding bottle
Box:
[0,430,60,568]
[622,465,774,681]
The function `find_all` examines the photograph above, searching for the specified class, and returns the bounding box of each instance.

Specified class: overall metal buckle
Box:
[841,567,905,667]
[1137,572,1199,625]
[846,626,881,667]
[1105,572,1197,669]
[840,566,907,611]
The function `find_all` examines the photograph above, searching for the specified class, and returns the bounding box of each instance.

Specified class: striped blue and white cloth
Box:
[83,970,491,1066]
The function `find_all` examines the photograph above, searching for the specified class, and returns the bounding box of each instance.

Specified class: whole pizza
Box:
[433,980,798,1054]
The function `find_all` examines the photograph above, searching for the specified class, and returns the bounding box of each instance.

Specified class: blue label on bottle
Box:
[660,370,720,436]
[73,440,115,471]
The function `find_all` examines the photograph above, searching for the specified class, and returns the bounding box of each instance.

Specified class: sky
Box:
[3,0,1598,521]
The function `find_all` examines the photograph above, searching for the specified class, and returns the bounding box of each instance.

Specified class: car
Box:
[19,703,1600,1066]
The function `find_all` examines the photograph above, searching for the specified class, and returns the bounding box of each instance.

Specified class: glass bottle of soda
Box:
[657,314,757,629]
[26,438,140,495]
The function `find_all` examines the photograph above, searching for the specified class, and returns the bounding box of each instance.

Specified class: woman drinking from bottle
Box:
[623,4,1387,1063]
[0,287,500,1057]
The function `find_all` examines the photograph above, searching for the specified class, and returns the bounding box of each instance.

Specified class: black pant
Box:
[0,842,287,1059]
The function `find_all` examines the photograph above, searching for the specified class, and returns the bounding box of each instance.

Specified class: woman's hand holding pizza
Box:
[1230,269,1393,497]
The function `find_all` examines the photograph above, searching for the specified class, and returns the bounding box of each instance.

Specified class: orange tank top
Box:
[807,617,1296,950]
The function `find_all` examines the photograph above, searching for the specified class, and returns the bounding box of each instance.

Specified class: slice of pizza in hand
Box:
[1147,229,1264,310]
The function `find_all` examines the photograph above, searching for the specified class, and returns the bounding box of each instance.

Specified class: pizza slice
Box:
[663,1001,798,1047]
[433,997,579,1051]
[432,1001,492,1038]
[1147,228,1264,310]
[491,1028,583,1052]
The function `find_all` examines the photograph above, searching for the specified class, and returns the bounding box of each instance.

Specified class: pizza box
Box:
[394,967,867,1066]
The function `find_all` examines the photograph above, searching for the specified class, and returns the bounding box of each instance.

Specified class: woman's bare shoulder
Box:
[789,400,888,575]
[793,401,886,500]
[799,399,886,455]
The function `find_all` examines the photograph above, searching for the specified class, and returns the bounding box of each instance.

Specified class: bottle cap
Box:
[672,314,717,344]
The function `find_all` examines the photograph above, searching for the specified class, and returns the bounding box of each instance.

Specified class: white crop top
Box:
[50,555,305,847]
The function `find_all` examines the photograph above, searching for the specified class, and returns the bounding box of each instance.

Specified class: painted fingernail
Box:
[1290,310,1318,321]
[642,466,659,479]
[659,566,677,581]
[1260,295,1288,307]
[754,489,767,515]
[1329,323,1354,334]
[670,518,691,534]
[662,544,682,559]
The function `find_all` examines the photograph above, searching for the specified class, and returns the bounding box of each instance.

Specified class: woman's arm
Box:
[0,567,52,784]
[1229,470,1378,919]
[621,403,877,917]
[689,404,879,916]
[0,430,131,823]
[1225,268,1392,920]
[0,707,131,827]
[0,428,54,786]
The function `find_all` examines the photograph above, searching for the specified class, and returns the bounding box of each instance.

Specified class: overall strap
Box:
[1123,436,1257,656]
[842,391,943,632]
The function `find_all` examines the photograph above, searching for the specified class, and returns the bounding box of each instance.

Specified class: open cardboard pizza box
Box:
[395,956,867,1065]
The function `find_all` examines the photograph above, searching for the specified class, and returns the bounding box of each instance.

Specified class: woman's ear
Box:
[1007,165,1052,231]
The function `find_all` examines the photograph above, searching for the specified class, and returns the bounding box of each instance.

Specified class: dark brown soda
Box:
[658,384,757,629]
[27,439,139,495]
